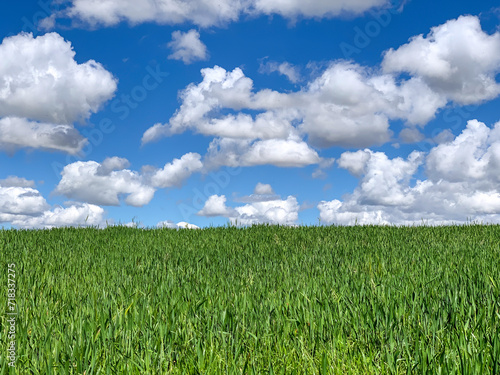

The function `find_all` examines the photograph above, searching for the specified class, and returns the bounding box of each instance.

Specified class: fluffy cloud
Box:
[150,152,203,188]
[0,186,49,220]
[141,66,282,143]
[139,63,441,150]
[54,158,155,206]
[0,174,108,228]
[63,0,245,28]
[251,0,387,19]
[198,184,300,225]
[142,64,399,148]
[0,32,116,124]
[0,183,107,228]
[426,119,500,184]
[197,195,236,217]
[143,16,500,155]
[0,117,87,154]
[383,16,500,105]
[203,137,321,169]
[157,220,200,229]
[0,32,116,153]
[55,0,389,28]
[254,183,274,195]
[12,203,106,229]
[53,153,203,207]
[337,149,372,177]
[0,176,35,188]
[168,29,208,64]
[319,120,500,225]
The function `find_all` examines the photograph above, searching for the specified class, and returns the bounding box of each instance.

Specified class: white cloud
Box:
[197,195,236,216]
[143,17,500,153]
[97,156,130,175]
[150,152,203,188]
[234,183,281,203]
[251,0,387,19]
[426,119,500,184]
[0,186,49,220]
[0,32,116,153]
[337,149,371,177]
[0,176,35,188]
[197,183,300,225]
[142,64,397,148]
[234,195,300,225]
[0,176,109,228]
[168,29,208,64]
[259,61,301,83]
[204,137,321,169]
[0,117,87,154]
[54,158,155,206]
[140,63,446,150]
[13,203,106,229]
[382,16,500,105]
[63,0,245,28]
[0,32,117,124]
[157,220,200,229]
[55,0,389,28]
[319,120,500,225]
[254,183,274,195]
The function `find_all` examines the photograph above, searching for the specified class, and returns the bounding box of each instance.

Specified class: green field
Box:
[0,225,499,374]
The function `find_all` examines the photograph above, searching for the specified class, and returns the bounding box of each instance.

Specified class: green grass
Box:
[0,224,499,374]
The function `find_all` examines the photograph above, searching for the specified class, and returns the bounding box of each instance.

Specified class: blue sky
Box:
[1,0,500,228]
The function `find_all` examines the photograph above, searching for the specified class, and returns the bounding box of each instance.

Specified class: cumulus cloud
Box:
[53,0,390,28]
[168,29,208,64]
[54,158,155,206]
[150,152,203,188]
[0,186,49,220]
[143,16,500,155]
[204,137,321,169]
[0,117,87,154]
[0,32,117,124]
[0,176,35,188]
[337,149,372,177]
[319,120,500,225]
[251,0,387,19]
[198,183,300,225]
[254,183,274,195]
[62,0,245,28]
[157,220,200,229]
[13,203,106,229]
[383,16,500,105]
[142,64,398,149]
[426,119,500,184]
[0,175,108,228]
[0,32,116,153]
[139,63,441,151]
[53,153,203,207]
[234,182,281,203]
[197,195,237,216]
